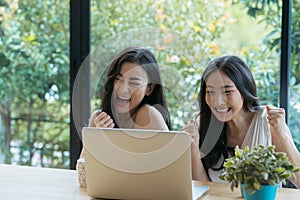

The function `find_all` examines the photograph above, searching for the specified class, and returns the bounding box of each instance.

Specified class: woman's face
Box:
[112,62,152,114]
[205,71,244,122]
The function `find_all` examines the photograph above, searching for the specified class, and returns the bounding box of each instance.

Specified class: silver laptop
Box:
[82,127,209,200]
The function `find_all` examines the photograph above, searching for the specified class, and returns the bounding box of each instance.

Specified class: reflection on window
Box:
[90,0,282,131]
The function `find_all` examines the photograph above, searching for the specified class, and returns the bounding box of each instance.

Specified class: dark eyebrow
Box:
[129,77,142,81]
[223,85,235,89]
[206,85,235,89]
[117,73,142,81]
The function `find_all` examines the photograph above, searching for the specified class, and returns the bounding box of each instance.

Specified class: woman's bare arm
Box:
[267,105,300,188]
[181,119,210,181]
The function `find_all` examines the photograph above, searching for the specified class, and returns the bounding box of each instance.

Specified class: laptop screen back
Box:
[82,127,193,200]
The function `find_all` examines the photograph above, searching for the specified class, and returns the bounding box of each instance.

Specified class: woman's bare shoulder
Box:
[135,104,168,130]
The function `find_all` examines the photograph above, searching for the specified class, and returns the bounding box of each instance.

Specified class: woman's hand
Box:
[267,105,287,130]
[181,119,199,150]
[93,110,115,128]
[266,105,293,148]
[82,110,115,159]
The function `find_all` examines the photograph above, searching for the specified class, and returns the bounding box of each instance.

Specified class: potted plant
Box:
[219,145,300,200]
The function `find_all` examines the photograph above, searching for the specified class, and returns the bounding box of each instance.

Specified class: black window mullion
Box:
[70,0,91,170]
[280,0,292,123]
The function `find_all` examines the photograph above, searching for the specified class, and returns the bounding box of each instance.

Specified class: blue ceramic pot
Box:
[241,183,279,200]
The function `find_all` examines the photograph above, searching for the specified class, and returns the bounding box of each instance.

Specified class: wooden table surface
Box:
[0,164,299,199]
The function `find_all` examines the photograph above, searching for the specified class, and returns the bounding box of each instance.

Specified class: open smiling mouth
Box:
[215,107,231,113]
[116,95,131,103]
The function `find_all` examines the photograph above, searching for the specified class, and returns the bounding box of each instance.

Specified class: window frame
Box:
[70,0,91,169]
[69,0,292,169]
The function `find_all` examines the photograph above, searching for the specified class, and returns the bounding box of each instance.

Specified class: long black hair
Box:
[198,55,259,172]
[100,47,172,130]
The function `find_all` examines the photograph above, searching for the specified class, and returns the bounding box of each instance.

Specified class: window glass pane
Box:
[289,0,300,150]
[90,0,281,130]
[0,0,70,168]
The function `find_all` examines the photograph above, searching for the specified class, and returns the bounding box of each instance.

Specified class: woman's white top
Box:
[208,106,272,182]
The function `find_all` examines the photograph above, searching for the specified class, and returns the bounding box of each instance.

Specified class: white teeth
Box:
[216,108,229,113]
[118,96,130,102]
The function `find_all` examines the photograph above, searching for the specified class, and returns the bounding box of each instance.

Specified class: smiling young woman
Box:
[77,47,172,187]
[181,55,300,189]
[89,47,171,130]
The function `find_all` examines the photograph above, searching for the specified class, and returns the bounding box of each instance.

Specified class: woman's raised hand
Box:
[181,119,200,151]
[93,110,115,128]
[266,105,294,150]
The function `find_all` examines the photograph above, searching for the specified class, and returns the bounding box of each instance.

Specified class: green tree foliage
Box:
[0,0,69,167]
